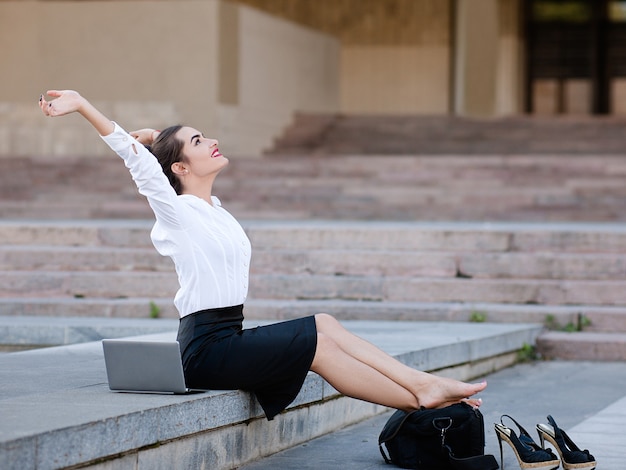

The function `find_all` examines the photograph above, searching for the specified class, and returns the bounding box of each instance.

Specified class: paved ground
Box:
[240,360,626,469]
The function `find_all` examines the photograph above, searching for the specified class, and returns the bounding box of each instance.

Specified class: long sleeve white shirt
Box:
[101,123,251,317]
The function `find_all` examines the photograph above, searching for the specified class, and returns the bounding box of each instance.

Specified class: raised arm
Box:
[39,90,184,229]
[39,90,114,136]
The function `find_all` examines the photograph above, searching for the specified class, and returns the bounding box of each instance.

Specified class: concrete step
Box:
[536,331,626,361]
[251,275,626,305]
[0,315,178,350]
[0,271,178,298]
[0,297,180,319]
[270,114,626,155]
[2,219,626,357]
[5,245,626,281]
[1,298,624,334]
[0,320,543,470]
[5,220,626,254]
[254,250,626,280]
[3,271,626,306]
[0,246,172,272]
[5,153,626,221]
[0,219,154,247]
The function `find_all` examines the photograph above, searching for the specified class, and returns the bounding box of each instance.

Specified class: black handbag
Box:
[378,403,499,470]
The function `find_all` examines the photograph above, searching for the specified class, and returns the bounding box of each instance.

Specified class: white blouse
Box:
[101,123,251,317]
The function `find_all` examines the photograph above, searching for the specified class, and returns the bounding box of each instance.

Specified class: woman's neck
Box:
[182,180,214,206]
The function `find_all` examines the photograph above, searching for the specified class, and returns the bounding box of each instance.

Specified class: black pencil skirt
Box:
[176,305,318,420]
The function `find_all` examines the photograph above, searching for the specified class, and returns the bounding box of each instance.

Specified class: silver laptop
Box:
[102,339,205,394]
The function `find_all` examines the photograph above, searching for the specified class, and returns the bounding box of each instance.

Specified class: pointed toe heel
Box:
[536,415,596,470]
[495,415,560,470]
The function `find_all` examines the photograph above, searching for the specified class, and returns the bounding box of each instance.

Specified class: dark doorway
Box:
[525,0,626,114]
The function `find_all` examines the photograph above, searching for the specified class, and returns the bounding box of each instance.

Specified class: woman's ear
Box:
[171,161,188,176]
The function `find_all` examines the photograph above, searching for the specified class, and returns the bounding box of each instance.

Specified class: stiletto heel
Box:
[537,415,596,470]
[494,415,560,470]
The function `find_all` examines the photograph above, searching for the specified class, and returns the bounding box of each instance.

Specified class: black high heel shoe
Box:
[537,415,596,470]
[494,415,560,470]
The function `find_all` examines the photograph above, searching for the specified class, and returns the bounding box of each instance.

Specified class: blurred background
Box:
[3,0,625,157]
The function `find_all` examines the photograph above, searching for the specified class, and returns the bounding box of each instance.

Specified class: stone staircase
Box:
[2,114,626,359]
[5,152,626,223]
[1,220,625,360]
[269,113,626,155]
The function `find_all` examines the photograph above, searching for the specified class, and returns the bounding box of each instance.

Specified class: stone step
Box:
[4,153,626,221]
[0,297,180,319]
[536,331,626,361]
[0,271,179,299]
[6,220,626,253]
[0,220,154,247]
[234,221,626,254]
[2,298,623,331]
[5,245,626,281]
[270,114,626,155]
[250,275,626,305]
[253,249,626,280]
[0,320,543,470]
[3,271,626,306]
[0,246,172,272]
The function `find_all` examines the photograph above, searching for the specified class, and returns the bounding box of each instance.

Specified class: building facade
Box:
[0,0,623,157]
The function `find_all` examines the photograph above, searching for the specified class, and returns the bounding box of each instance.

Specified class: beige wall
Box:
[340,45,450,114]
[0,0,527,158]
[0,0,339,158]
[217,3,340,155]
[1,0,219,158]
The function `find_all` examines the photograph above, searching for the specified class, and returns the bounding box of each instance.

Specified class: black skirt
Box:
[176,305,317,420]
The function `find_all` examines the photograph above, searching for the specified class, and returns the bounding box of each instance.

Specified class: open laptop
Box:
[102,339,205,394]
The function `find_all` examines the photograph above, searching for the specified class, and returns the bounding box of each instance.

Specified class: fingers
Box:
[39,92,58,116]
[39,94,51,116]
[129,128,161,145]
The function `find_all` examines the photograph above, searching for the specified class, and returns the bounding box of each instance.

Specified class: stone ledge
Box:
[0,320,543,470]
[536,330,626,361]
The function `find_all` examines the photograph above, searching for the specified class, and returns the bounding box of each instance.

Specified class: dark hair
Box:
[149,125,185,195]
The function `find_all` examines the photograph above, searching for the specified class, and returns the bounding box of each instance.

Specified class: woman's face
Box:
[176,126,228,178]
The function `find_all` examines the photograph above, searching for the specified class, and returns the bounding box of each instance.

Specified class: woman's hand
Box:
[39,90,86,118]
[130,128,161,145]
[38,89,114,136]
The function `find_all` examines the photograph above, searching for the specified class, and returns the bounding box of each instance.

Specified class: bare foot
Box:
[415,376,487,409]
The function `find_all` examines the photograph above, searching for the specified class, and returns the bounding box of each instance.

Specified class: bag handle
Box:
[434,418,500,470]
[379,443,392,464]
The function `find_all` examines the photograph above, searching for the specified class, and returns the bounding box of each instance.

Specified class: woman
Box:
[39,90,486,420]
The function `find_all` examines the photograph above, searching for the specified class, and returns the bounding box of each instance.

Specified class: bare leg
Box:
[312,313,486,409]
[310,333,419,410]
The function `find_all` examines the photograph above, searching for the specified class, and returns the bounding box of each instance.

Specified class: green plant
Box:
[563,322,577,333]
[544,314,558,330]
[546,313,591,333]
[469,311,487,323]
[517,342,538,362]
[149,301,161,319]
[578,314,592,330]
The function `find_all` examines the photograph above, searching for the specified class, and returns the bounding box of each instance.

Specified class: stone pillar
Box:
[452,0,500,116]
